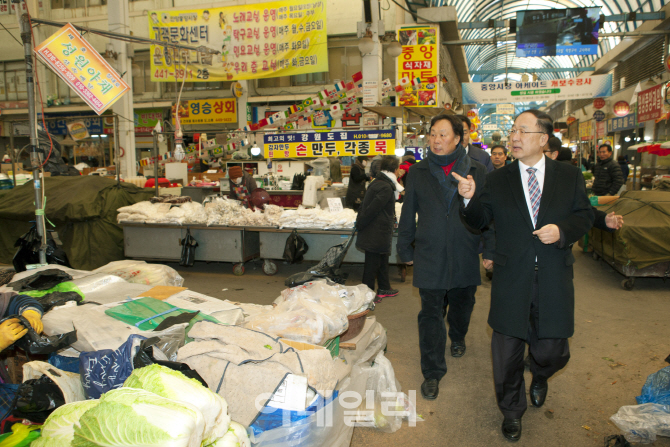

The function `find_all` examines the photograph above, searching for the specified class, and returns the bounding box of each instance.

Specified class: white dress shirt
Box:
[519,156,546,227]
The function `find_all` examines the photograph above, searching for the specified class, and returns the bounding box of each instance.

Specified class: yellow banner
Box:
[171,99,237,125]
[34,24,130,115]
[396,26,439,107]
[263,130,395,158]
[149,0,328,82]
[579,121,592,140]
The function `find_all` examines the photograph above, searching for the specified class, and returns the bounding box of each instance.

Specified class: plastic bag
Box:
[92,260,184,287]
[0,423,41,446]
[179,229,199,267]
[610,403,670,443]
[12,226,70,273]
[13,375,64,423]
[283,229,308,264]
[22,361,85,404]
[276,280,374,316]
[7,269,73,292]
[132,337,208,387]
[10,315,77,355]
[637,366,670,405]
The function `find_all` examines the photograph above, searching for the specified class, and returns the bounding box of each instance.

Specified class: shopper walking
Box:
[355,156,402,303]
[592,144,624,196]
[345,156,370,211]
[397,114,489,401]
[228,165,258,203]
[453,109,594,442]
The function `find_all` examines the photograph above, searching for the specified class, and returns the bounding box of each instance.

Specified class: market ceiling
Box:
[412,0,666,82]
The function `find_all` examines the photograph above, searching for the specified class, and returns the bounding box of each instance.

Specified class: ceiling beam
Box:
[456,12,665,29]
[471,67,596,74]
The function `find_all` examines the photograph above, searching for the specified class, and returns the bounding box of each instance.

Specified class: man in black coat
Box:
[345,156,370,211]
[453,110,594,442]
[356,156,402,302]
[397,115,489,401]
[456,115,494,172]
[592,144,624,196]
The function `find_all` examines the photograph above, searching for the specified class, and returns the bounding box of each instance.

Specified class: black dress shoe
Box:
[502,418,522,442]
[421,379,439,400]
[530,378,548,407]
[450,341,466,357]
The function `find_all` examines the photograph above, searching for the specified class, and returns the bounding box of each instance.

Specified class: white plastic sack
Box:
[610,403,670,443]
[93,260,184,287]
[276,280,374,316]
[23,361,85,403]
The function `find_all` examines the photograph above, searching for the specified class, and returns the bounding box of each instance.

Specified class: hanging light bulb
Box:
[394,147,406,157]
[358,28,375,55]
[174,128,185,161]
[387,37,402,58]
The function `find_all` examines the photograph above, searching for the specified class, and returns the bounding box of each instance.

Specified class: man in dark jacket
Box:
[592,144,624,196]
[356,156,401,302]
[345,156,370,211]
[398,115,488,401]
[618,155,629,182]
[456,115,494,172]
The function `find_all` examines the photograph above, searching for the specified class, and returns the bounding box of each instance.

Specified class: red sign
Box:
[466,110,477,118]
[593,98,606,109]
[567,117,577,125]
[637,84,663,123]
[666,55,670,73]
[613,101,630,117]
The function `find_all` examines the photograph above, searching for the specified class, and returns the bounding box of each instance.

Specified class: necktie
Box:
[527,167,541,227]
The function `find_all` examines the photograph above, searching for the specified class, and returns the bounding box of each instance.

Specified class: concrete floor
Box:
[165,244,670,447]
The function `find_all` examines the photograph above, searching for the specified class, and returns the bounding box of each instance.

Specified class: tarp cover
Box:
[589,191,670,269]
[0,176,154,270]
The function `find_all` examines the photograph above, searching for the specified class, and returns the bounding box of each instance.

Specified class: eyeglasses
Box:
[508,129,546,137]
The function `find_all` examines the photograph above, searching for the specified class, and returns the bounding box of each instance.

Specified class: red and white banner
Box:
[637,84,663,123]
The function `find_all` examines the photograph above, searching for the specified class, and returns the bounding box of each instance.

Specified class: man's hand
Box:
[22,310,43,334]
[482,259,493,270]
[451,173,476,200]
[605,212,624,230]
[532,224,561,244]
[0,319,28,351]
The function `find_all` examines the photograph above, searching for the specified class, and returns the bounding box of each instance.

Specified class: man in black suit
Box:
[456,115,494,172]
[453,110,594,442]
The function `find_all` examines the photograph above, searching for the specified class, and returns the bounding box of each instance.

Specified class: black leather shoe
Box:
[530,378,548,407]
[450,341,466,357]
[421,379,439,400]
[502,418,522,442]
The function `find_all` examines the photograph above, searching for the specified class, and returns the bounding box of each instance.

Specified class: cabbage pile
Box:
[32,364,250,447]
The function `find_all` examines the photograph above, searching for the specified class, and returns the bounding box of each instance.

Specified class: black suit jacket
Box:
[468,144,494,172]
[462,157,594,339]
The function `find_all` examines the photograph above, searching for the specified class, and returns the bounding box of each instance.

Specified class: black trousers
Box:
[418,286,477,380]
[491,272,571,419]
[362,251,390,292]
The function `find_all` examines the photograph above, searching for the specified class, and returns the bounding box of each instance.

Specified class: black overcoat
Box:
[355,173,396,254]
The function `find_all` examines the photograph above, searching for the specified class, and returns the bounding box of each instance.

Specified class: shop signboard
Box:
[567,116,577,125]
[148,0,328,83]
[608,113,638,132]
[496,104,515,115]
[637,84,663,123]
[593,110,605,122]
[43,114,103,136]
[172,99,237,125]
[593,98,605,109]
[596,121,606,138]
[461,74,612,105]
[263,129,395,158]
[135,109,164,133]
[403,147,424,160]
[613,101,630,117]
[579,120,592,141]
[396,25,439,107]
[34,23,130,115]
[483,124,498,131]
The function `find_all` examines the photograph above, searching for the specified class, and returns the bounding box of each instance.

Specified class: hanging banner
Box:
[34,23,130,115]
[637,84,663,123]
[396,25,439,107]
[462,74,612,105]
[149,0,328,82]
[263,130,395,158]
[135,109,164,133]
[496,104,515,115]
[171,99,237,125]
[608,113,639,132]
[42,113,103,135]
[579,120,592,141]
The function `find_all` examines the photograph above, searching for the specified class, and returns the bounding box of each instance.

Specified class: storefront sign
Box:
[593,98,605,109]
[596,121,606,138]
[34,23,130,115]
[566,116,577,125]
[66,120,90,140]
[496,104,515,115]
[613,101,630,117]
[44,114,103,136]
[263,130,395,158]
[593,110,605,122]
[579,121,592,141]
[403,147,424,160]
[231,81,244,98]
[483,124,498,131]
[149,0,328,82]
[462,74,612,105]
[172,99,237,125]
[608,113,639,132]
[135,109,164,133]
[396,26,439,107]
[637,84,663,123]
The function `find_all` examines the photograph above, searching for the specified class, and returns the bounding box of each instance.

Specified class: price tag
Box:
[327,198,344,213]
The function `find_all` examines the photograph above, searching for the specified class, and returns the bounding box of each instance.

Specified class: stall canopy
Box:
[589,191,670,269]
[0,177,154,270]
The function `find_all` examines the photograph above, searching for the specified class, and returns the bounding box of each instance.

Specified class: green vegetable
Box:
[31,400,100,447]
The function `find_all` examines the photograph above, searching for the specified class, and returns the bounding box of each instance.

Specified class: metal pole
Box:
[114,114,121,185]
[19,13,47,265]
[9,122,16,188]
[153,132,159,197]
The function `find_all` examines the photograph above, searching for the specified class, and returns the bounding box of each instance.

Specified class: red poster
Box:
[637,84,663,123]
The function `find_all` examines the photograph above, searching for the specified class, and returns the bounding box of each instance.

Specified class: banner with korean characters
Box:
[396,25,439,107]
[171,99,237,125]
[34,23,130,115]
[148,0,328,82]
[264,130,395,158]
[579,120,592,141]
[462,74,612,105]
[637,84,663,123]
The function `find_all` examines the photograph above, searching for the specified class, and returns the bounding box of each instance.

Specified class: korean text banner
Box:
[637,84,663,123]
[149,0,328,82]
[34,24,130,115]
[608,113,639,132]
[462,74,612,105]
[264,130,395,158]
[171,99,237,125]
[396,26,439,107]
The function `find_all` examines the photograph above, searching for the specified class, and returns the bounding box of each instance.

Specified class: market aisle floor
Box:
[167,245,670,447]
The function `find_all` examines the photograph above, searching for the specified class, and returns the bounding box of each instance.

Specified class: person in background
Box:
[398,154,416,185]
[329,157,343,183]
[592,144,624,196]
[0,292,44,351]
[490,145,508,169]
[228,165,257,203]
[369,154,383,178]
[544,137,562,157]
[345,156,370,211]
[397,114,489,401]
[455,115,494,172]
[556,148,574,163]
[356,155,402,303]
[618,155,629,182]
